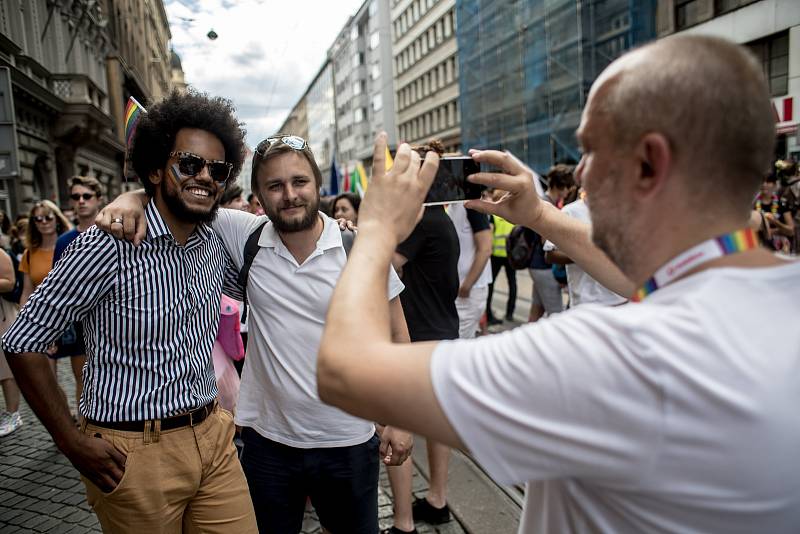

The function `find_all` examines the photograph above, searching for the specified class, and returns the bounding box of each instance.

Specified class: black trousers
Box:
[487,255,517,320]
[240,428,379,534]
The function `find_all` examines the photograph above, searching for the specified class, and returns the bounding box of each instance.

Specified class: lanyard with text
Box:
[632,228,758,302]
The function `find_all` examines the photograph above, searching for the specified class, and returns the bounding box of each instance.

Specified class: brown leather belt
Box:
[87,401,216,432]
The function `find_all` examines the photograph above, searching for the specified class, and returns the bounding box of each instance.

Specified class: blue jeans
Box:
[240,428,379,534]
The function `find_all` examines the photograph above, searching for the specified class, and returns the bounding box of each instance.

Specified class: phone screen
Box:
[424,156,485,206]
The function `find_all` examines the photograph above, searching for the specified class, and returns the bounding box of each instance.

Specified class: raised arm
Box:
[318,134,465,449]
[95,189,149,245]
[466,149,635,297]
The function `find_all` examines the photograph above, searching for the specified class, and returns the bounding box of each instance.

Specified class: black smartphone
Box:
[424,156,485,206]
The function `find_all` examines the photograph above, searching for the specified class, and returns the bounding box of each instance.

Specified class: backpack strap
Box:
[238,223,353,323]
[238,221,268,323]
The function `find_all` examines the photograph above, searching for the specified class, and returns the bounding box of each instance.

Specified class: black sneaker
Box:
[411,496,451,524]
[487,316,503,326]
[380,527,418,534]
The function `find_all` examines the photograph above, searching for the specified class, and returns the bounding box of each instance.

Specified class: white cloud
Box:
[165,0,365,148]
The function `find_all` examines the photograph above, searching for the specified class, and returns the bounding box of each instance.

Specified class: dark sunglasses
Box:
[70,193,97,201]
[255,135,308,156]
[169,151,233,183]
[34,214,55,223]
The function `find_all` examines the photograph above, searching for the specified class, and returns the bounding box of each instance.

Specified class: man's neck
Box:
[153,195,197,246]
[278,214,325,265]
[629,217,785,287]
[76,215,95,232]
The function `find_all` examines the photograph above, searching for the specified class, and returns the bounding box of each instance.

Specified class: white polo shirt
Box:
[213,208,404,448]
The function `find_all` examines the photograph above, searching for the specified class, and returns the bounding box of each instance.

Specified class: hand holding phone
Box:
[424,156,485,206]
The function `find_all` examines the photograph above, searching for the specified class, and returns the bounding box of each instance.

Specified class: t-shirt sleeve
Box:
[387,265,404,301]
[466,208,490,233]
[19,249,30,274]
[211,208,264,269]
[396,224,425,263]
[429,306,664,485]
[3,228,117,354]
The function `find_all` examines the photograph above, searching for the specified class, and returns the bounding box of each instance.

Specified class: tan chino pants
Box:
[81,406,257,533]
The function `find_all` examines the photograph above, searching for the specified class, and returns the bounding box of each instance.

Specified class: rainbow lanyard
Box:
[632,228,758,302]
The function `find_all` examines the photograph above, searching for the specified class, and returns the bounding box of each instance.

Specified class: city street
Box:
[0,368,472,533]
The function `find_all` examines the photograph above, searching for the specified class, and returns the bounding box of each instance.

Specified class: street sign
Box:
[0,67,19,179]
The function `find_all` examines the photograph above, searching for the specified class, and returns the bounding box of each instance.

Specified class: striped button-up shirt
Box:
[2,201,242,422]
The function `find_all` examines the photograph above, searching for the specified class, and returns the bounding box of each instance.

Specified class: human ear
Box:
[634,133,672,198]
[150,169,163,186]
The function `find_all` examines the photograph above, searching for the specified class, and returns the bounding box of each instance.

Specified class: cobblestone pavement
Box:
[1,364,465,534]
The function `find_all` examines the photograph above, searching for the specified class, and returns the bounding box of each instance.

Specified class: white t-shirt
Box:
[214,208,404,448]
[448,203,492,289]
[544,199,625,307]
[431,259,800,533]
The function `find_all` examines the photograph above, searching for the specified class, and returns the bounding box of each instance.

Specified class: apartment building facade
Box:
[393,0,460,153]
[657,0,800,160]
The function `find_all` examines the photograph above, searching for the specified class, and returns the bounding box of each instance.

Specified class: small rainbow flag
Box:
[124,96,146,148]
[124,97,146,182]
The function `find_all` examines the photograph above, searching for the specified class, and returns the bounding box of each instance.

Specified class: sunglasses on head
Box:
[70,193,96,201]
[34,214,55,223]
[255,135,308,156]
[169,151,233,183]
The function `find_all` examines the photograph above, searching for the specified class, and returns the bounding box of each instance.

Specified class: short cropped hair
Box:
[130,89,246,195]
[545,164,575,191]
[220,183,243,206]
[599,35,774,213]
[70,175,105,198]
[251,134,322,195]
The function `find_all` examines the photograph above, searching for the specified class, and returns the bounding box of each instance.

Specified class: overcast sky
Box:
[165,0,365,149]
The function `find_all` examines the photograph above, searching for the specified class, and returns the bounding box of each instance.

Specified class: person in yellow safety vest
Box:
[486,200,518,325]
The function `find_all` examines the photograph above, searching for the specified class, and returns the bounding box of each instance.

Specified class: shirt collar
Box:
[258,212,342,251]
[145,200,213,244]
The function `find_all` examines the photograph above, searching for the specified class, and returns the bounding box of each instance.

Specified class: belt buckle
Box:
[188,409,196,427]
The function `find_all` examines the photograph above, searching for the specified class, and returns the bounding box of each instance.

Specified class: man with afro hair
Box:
[3,89,257,533]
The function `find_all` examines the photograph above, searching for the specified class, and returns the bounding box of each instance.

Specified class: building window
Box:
[675,0,705,31]
[352,52,364,68]
[353,81,362,95]
[354,107,366,123]
[369,0,378,17]
[351,25,360,41]
[372,94,383,112]
[370,31,380,50]
[371,64,380,80]
[715,0,757,16]
[748,31,790,97]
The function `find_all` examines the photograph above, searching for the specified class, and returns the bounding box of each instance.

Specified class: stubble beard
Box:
[267,197,320,233]
[161,181,220,225]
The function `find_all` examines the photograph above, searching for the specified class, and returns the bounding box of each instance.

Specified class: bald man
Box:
[316,35,800,533]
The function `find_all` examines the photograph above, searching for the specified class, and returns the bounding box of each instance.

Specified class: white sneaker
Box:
[0,411,9,426]
[0,411,22,437]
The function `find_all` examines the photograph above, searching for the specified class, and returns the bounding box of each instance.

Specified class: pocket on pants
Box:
[81,427,141,500]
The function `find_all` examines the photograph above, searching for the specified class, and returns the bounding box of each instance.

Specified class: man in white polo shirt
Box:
[99,134,412,534]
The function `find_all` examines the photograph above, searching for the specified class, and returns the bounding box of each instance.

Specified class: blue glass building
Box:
[456,0,656,173]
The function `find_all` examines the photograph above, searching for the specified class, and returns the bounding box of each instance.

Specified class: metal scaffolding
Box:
[456,0,656,173]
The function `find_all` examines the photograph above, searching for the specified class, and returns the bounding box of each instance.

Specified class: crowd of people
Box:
[0,33,798,534]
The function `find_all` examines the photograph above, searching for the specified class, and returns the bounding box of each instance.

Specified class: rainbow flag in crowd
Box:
[350,163,368,196]
[125,97,146,147]
[124,97,146,181]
